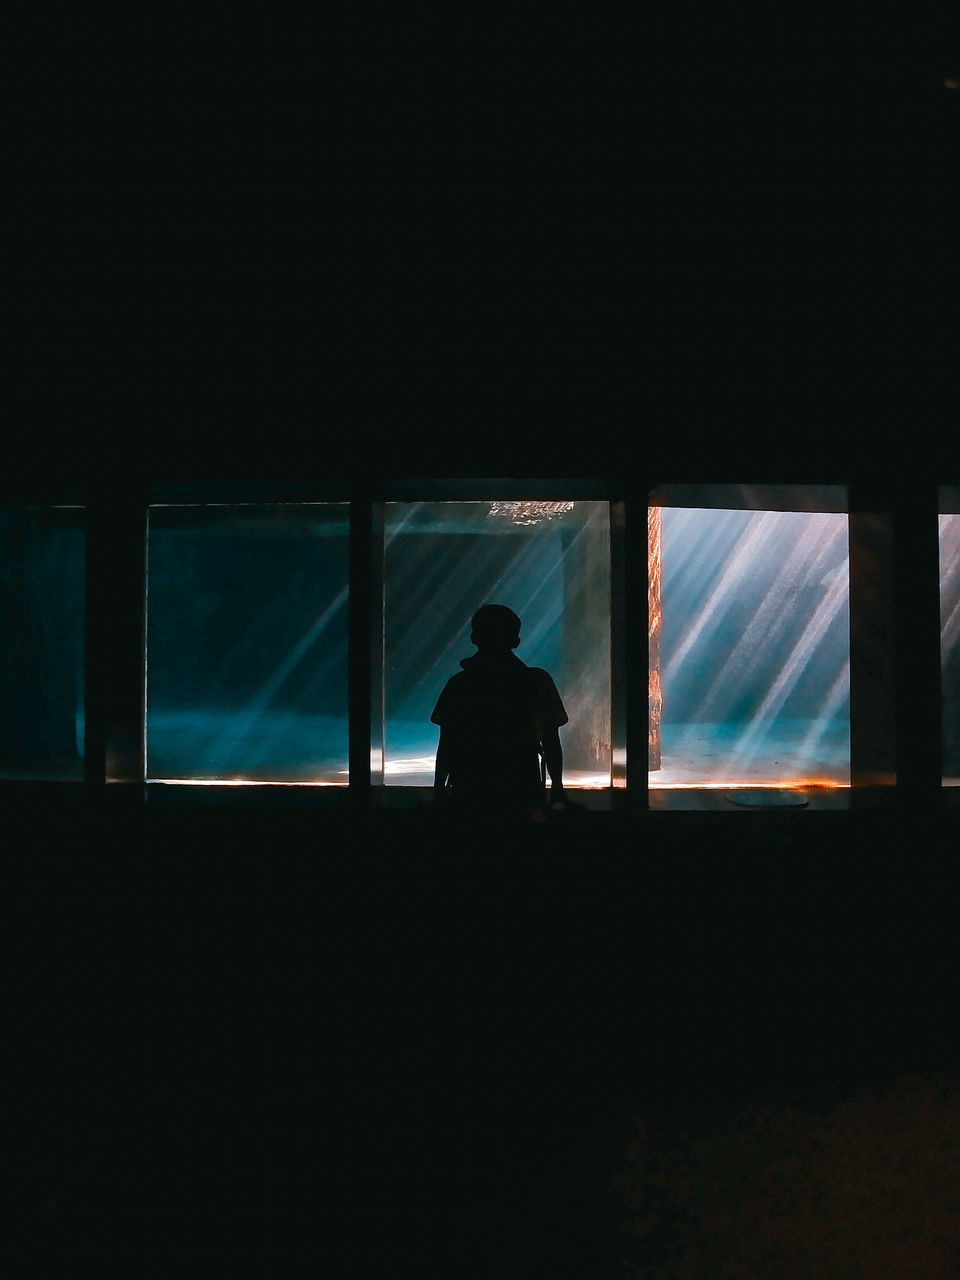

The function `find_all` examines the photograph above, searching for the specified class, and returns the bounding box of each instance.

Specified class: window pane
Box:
[651,507,850,788]
[146,504,349,783]
[0,508,85,780]
[940,511,960,785]
[384,501,611,787]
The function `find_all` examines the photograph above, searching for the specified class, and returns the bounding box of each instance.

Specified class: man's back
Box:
[432,604,568,813]
[432,648,567,807]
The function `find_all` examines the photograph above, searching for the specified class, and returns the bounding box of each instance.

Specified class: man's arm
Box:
[541,724,564,799]
[434,726,451,802]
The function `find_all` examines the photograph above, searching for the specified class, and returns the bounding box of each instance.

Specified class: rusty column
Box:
[648,505,662,770]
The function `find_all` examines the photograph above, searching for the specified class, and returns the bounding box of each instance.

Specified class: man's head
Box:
[471,604,522,652]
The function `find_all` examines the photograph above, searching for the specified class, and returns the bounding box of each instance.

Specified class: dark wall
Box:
[10,16,958,492]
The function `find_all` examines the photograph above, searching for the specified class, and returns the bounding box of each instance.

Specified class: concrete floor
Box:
[653,718,850,788]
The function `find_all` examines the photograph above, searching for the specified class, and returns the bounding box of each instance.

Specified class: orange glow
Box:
[651,779,848,790]
[148,776,848,791]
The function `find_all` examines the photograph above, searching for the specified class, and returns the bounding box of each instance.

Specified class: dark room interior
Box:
[9,14,960,1277]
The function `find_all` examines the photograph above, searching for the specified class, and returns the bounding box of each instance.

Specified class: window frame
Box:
[375,479,623,805]
[648,487,852,808]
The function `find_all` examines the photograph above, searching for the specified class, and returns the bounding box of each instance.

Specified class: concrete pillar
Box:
[560,507,611,783]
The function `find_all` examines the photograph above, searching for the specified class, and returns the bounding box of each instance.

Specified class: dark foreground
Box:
[9,793,959,1277]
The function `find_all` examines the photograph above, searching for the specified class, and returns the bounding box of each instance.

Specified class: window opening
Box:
[145,504,349,784]
[939,489,960,786]
[383,500,611,787]
[650,504,851,791]
[0,507,85,780]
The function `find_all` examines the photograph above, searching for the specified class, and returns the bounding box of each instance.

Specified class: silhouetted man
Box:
[431,604,568,816]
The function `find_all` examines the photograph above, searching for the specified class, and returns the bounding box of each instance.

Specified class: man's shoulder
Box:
[441,670,470,690]
[524,666,568,724]
[430,670,469,724]
[511,661,558,695]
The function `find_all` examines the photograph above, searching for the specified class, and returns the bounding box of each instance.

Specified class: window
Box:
[0,507,85,780]
[145,504,350,783]
[8,480,946,810]
[382,500,612,787]
[649,492,850,794]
